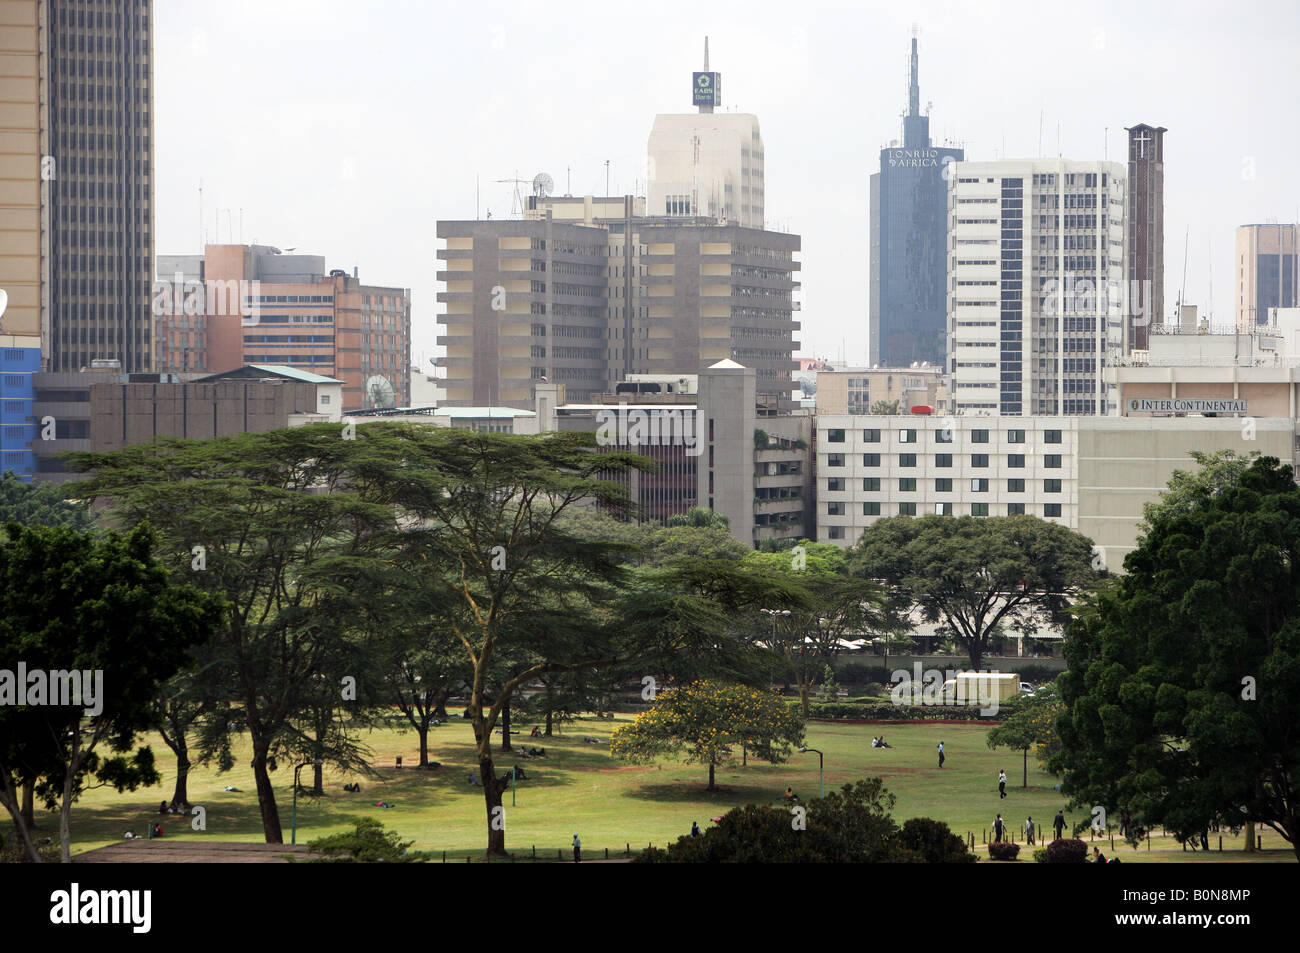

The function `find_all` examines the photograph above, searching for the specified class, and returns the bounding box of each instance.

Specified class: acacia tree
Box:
[66,425,400,843]
[1053,456,1300,859]
[0,523,220,862]
[610,679,805,790]
[850,514,1099,671]
[986,688,1063,788]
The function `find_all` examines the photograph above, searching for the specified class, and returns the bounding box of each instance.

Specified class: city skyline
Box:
[151,0,1300,374]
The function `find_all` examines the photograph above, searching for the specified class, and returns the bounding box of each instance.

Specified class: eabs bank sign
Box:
[1127,398,1248,414]
[887,148,940,168]
[692,71,720,107]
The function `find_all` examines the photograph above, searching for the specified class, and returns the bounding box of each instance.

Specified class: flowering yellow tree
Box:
[610,680,805,791]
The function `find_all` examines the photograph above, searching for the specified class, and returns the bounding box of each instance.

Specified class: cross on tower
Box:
[1134,129,1153,159]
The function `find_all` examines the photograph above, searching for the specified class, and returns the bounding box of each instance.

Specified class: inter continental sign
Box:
[692,71,720,107]
[1127,398,1247,414]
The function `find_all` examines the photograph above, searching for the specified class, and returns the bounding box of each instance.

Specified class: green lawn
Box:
[40,716,1294,862]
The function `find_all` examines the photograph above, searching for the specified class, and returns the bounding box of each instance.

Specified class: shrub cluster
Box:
[1044,837,1089,863]
[987,841,1021,860]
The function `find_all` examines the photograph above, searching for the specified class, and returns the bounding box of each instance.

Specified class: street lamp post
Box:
[799,747,824,798]
[291,760,323,845]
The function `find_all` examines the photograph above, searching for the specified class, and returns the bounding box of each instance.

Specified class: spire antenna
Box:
[704,35,709,71]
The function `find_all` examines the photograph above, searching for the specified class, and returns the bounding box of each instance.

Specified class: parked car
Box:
[1019,682,1035,696]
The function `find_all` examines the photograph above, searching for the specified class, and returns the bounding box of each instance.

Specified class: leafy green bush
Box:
[304,817,431,863]
[833,661,893,686]
[899,818,977,863]
[987,841,1021,860]
[1044,837,1088,863]
[1033,848,1049,863]
[800,700,1025,721]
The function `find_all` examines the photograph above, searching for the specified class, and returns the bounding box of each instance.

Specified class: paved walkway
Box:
[76,841,319,863]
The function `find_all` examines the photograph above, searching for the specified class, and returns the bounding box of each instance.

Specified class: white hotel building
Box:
[947,159,1127,416]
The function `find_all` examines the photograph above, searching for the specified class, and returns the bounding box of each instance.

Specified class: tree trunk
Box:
[20,779,35,827]
[707,759,716,792]
[501,701,512,753]
[798,679,810,719]
[171,752,191,808]
[1244,819,1255,852]
[544,708,553,737]
[312,760,324,797]
[251,747,283,843]
[0,783,42,863]
[479,752,509,857]
[417,725,429,767]
[1022,747,1028,788]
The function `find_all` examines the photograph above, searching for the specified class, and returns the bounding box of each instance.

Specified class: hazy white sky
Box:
[154,0,1300,372]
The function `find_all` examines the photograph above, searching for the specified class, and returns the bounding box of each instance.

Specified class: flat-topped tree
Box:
[849,514,1100,671]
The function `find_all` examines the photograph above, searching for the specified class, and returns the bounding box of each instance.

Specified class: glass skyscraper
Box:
[869,37,963,370]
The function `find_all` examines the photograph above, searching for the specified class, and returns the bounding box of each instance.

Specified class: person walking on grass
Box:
[999,769,1007,799]
[1024,816,1035,845]
[993,814,1005,843]
[937,741,945,768]
[1053,810,1066,840]
[572,833,581,863]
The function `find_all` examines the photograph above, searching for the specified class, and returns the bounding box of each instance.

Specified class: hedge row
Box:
[796,699,1026,721]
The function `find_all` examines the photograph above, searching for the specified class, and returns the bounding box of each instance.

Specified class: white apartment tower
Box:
[647,39,764,228]
[948,160,1126,415]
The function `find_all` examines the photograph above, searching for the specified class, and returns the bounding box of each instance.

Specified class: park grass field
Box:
[46,716,1295,862]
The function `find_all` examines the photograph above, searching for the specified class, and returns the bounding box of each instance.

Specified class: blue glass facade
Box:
[0,345,40,482]
[869,39,963,370]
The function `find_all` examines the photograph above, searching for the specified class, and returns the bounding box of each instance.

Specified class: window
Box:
[320,395,330,405]
[828,526,845,539]
[898,502,917,516]
[1007,429,1026,443]
[936,453,953,468]
[1008,454,1025,468]
[935,502,953,515]
[863,477,881,491]
[972,429,990,443]
[972,454,989,467]
[828,453,844,467]
[863,453,880,467]
[1045,479,1062,493]
[827,429,845,443]
[863,428,881,442]
[971,478,990,492]
[1044,503,1062,517]
[899,453,917,468]
[1045,429,1063,444]
[827,502,845,516]
[863,502,881,516]
[1045,454,1062,468]
[1007,478,1025,492]
[971,503,990,516]
[1007,503,1026,515]
[899,428,918,443]
[935,478,953,492]
[827,478,844,491]
[935,428,953,443]
[899,478,917,492]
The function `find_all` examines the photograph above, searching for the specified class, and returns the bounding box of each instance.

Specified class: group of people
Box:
[157,801,182,815]
[342,782,362,793]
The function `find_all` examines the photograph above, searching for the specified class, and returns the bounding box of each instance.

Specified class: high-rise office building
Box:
[647,39,764,228]
[1125,124,1166,351]
[1235,224,1298,329]
[869,35,964,369]
[948,159,1126,416]
[32,0,153,373]
[436,208,800,412]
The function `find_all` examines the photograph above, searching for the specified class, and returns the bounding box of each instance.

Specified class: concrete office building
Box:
[435,212,800,413]
[869,35,964,369]
[816,365,948,415]
[1125,124,1166,351]
[1235,224,1298,329]
[647,39,764,228]
[0,0,155,374]
[155,245,411,410]
[947,159,1126,415]
[815,413,1294,567]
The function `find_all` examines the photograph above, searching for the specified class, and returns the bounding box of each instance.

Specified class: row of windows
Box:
[828,502,1064,522]
[826,428,1063,445]
[827,476,1064,493]
[827,452,1063,469]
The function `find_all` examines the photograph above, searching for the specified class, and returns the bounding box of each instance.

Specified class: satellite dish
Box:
[532,173,554,197]
[365,374,396,410]
[0,288,7,321]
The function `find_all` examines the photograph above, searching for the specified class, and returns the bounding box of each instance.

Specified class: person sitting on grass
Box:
[879,737,892,748]
[513,764,528,780]
[784,787,799,803]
